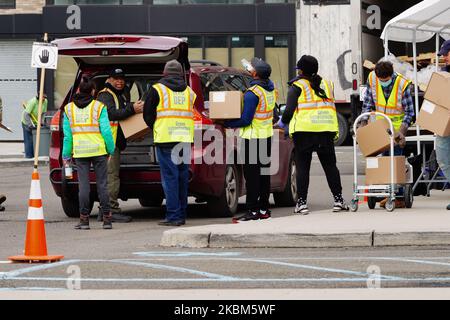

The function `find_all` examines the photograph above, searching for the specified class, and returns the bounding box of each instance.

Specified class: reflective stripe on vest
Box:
[289,79,339,136]
[368,71,410,131]
[98,87,120,143]
[65,100,107,158]
[240,85,276,140]
[153,83,196,143]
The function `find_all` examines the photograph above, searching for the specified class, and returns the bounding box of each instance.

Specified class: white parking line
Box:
[228,258,403,280]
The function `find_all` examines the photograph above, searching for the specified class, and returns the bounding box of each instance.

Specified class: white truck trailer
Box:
[296,0,425,145]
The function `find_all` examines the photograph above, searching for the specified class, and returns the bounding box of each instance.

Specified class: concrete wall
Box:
[0,0,45,15]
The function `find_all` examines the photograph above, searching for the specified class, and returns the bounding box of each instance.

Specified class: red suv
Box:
[49,35,296,218]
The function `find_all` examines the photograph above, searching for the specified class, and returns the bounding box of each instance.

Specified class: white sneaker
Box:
[333,201,349,212]
[294,203,310,215]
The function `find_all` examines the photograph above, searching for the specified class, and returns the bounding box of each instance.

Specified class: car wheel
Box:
[273,155,298,207]
[139,197,164,208]
[207,165,239,217]
[335,113,349,146]
[61,197,93,218]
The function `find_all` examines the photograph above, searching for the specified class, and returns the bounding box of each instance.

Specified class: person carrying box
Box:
[361,60,415,208]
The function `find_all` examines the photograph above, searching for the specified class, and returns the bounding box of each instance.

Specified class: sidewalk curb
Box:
[161,230,450,249]
[0,159,49,168]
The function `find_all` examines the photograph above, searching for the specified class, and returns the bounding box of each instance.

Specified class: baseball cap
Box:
[109,68,125,78]
[250,57,271,79]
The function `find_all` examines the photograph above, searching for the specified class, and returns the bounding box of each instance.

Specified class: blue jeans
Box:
[22,123,34,158]
[436,136,450,183]
[156,144,190,222]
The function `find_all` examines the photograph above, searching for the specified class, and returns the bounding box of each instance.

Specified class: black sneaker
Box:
[333,201,350,212]
[294,199,309,215]
[259,209,271,220]
[0,194,6,205]
[447,203,450,210]
[111,213,132,223]
[75,215,90,230]
[232,211,260,223]
[0,205,4,212]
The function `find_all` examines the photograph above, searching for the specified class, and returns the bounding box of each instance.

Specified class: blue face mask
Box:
[379,79,393,88]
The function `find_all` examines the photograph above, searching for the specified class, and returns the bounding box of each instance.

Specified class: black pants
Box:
[241,137,272,211]
[292,132,342,201]
[75,155,110,216]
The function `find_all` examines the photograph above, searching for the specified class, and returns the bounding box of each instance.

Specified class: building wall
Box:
[0,0,45,15]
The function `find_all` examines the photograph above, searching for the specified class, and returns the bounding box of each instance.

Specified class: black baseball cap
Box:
[109,68,125,78]
[439,40,450,56]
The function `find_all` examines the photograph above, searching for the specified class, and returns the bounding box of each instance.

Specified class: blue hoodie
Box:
[225,79,275,129]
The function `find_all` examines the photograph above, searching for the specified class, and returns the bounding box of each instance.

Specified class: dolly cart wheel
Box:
[385,198,395,212]
[404,184,414,209]
[350,199,359,212]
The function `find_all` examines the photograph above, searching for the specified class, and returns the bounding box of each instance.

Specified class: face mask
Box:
[379,79,393,88]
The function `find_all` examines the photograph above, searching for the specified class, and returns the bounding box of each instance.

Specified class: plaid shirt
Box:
[362,73,415,127]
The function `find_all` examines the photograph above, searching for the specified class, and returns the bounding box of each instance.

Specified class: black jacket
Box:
[143,75,188,148]
[97,83,135,151]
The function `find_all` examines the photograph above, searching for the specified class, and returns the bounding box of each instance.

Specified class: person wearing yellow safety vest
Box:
[224,57,276,223]
[361,60,415,209]
[97,68,144,223]
[62,77,115,230]
[21,92,48,158]
[278,55,348,215]
[143,60,196,226]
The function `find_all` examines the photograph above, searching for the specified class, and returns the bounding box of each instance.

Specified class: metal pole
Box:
[384,28,389,58]
[33,33,48,172]
[412,31,421,155]
[436,33,440,71]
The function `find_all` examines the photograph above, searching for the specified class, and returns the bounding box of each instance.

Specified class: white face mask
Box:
[379,79,393,88]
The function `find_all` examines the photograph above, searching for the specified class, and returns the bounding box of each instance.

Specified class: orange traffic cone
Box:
[359,189,369,204]
[9,172,64,263]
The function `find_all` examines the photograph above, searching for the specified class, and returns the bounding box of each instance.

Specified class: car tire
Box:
[61,197,93,218]
[139,197,164,208]
[207,165,239,217]
[335,113,349,146]
[273,154,298,207]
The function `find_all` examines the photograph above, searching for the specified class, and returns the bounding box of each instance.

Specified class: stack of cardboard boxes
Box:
[416,72,450,137]
[356,118,406,185]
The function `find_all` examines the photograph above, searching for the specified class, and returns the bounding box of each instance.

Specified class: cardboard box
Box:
[209,91,242,120]
[424,72,450,110]
[356,118,391,157]
[416,100,450,137]
[365,156,406,185]
[119,113,150,140]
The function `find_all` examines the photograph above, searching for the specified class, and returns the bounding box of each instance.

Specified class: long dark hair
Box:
[297,55,329,100]
[301,73,328,100]
[79,76,96,96]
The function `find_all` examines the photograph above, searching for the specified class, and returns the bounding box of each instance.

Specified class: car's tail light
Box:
[193,108,214,130]
[50,111,60,132]
[352,79,358,91]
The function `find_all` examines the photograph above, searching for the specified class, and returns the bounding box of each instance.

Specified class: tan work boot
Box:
[379,198,388,208]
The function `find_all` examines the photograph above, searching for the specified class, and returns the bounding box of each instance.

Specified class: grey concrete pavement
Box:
[161,191,450,248]
[0,142,48,167]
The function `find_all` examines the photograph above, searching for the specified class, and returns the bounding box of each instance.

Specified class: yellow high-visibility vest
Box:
[65,100,107,158]
[240,85,277,140]
[289,78,339,136]
[368,71,411,131]
[98,87,119,143]
[153,83,196,143]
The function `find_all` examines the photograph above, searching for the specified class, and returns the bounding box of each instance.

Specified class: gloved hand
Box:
[276,118,286,129]
[394,123,408,149]
[356,119,368,130]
